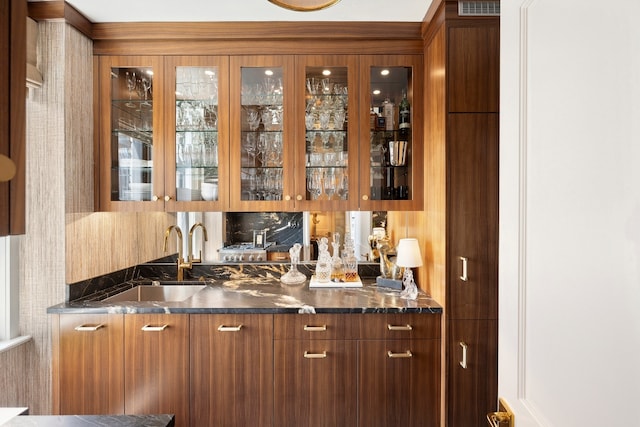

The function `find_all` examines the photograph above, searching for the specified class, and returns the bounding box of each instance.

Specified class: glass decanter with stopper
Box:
[342,234,359,282]
[280,243,307,285]
[315,237,332,282]
[330,232,345,282]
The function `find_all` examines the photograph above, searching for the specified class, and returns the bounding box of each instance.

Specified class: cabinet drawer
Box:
[358,313,441,340]
[274,314,358,340]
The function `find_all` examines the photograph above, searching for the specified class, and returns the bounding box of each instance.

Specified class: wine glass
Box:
[323,170,336,200]
[336,170,349,200]
[125,71,137,108]
[244,133,257,166]
[141,77,152,106]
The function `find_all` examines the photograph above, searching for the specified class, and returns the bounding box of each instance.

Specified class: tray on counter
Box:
[309,275,363,288]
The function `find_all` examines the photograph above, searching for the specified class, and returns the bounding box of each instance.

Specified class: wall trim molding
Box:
[27,1,92,39]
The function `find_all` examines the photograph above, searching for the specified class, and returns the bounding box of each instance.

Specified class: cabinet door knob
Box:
[217,324,243,332]
[152,195,159,201]
[459,341,468,369]
[296,195,303,201]
[362,195,369,201]
[284,195,291,201]
[164,195,172,202]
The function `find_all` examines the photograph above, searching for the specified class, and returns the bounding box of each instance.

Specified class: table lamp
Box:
[395,238,422,300]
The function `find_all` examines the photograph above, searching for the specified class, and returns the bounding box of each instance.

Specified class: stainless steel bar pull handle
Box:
[459,256,468,281]
[141,324,168,332]
[303,325,327,331]
[303,351,327,359]
[387,324,413,331]
[459,341,468,369]
[74,324,104,332]
[218,324,243,332]
[387,350,413,358]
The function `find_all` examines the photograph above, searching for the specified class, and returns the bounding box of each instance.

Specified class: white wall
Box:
[499,1,640,425]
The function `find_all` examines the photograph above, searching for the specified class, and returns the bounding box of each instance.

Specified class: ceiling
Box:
[63,0,433,23]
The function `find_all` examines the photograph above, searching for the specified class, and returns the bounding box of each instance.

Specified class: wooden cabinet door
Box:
[447,319,498,427]
[124,314,189,426]
[274,339,357,427]
[447,23,500,113]
[447,113,499,319]
[190,314,273,427]
[56,314,124,415]
[358,339,440,427]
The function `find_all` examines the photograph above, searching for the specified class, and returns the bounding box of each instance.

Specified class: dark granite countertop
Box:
[1,414,174,426]
[47,262,442,315]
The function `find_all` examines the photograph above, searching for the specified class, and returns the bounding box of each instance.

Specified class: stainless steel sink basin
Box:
[103,284,206,303]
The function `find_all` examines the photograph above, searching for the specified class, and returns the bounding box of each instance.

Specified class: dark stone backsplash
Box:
[225,212,303,246]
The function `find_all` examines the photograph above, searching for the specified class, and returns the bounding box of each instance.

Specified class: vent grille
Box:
[458,1,500,16]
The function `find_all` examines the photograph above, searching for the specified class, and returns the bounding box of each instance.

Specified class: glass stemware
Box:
[125,71,137,108]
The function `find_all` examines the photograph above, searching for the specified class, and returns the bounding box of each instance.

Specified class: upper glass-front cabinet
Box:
[229,56,295,212]
[99,56,164,211]
[295,56,359,211]
[358,55,423,211]
[165,57,229,211]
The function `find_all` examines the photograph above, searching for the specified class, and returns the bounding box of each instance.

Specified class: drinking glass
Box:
[323,170,336,200]
[244,133,257,166]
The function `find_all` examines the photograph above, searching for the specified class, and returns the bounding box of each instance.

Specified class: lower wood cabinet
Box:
[53,312,441,427]
[54,314,124,415]
[190,314,273,426]
[274,314,358,427]
[124,314,190,426]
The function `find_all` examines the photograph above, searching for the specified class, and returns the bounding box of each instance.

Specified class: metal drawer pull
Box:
[303,351,327,359]
[387,350,413,358]
[141,324,168,332]
[459,256,468,281]
[387,324,413,331]
[303,325,327,331]
[74,324,104,332]
[459,341,468,369]
[217,324,243,332]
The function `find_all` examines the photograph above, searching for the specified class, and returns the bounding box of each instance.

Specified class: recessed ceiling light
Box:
[380,69,390,76]
[373,89,381,95]
[265,69,274,76]
[146,70,154,76]
[322,69,331,76]
[204,70,215,76]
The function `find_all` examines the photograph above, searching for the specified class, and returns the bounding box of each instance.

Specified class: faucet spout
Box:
[163,225,192,281]
[189,222,208,263]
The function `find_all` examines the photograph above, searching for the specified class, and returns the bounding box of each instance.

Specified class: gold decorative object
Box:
[268,0,340,12]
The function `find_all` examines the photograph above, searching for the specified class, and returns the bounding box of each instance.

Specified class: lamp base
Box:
[399,268,418,300]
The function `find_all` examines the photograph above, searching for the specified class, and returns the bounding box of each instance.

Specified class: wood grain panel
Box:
[447,23,500,113]
[274,339,357,427]
[92,22,423,41]
[358,339,440,427]
[447,113,498,320]
[124,314,189,426]
[358,313,441,340]
[27,0,92,38]
[58,314,125,415]
[190,314,274,427]
[447,319,497,427]
[0,0,10,236]
[274,314,358,340]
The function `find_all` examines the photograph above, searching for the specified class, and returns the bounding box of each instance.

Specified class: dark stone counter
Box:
[47,262,442,315]
[1,414,174,426]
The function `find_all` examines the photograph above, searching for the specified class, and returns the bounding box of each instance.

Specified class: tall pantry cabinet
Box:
[423,2,499,426]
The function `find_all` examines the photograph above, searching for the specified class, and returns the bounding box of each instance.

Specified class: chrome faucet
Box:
[188,222,208,263]
[163,225,192,281]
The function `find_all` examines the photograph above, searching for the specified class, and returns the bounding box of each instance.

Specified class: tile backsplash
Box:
[225,212,304,246]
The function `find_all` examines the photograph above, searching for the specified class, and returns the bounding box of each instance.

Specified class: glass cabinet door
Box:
[295,56,358,211]
[99,56,164,211]
[358,55,423,211]
[165,57,229,211]
[230,56,294,212]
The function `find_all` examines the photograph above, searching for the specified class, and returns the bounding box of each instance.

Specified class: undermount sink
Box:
[103,284,206,303]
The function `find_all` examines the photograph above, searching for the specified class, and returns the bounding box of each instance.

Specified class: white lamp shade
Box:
[395,238,423,268]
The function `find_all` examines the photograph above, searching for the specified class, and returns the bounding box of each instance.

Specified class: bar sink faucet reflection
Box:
[163,223,209,281]
[189,222,208,263]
